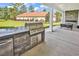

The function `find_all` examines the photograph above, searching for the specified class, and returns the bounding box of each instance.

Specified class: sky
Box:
[0,3,49,12]
[0,3,12,7]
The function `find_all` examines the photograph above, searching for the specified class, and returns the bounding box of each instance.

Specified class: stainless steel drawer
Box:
[14,44,25,56]
[14,33,29,46]
[0,38,13,56]
[14,35,26,45]
[37,34,42,43]
[30,35,38,46]
[24,37,31,50]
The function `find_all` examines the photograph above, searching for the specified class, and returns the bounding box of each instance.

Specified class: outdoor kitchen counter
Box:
[0,28,30,56]
[0,28,29,38]
[0,22,45,56]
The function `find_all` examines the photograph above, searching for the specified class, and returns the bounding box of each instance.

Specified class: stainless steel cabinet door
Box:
[30,35,38,46]
[37,34,42,43]
[14,33,30,55]
[0,38,13,56]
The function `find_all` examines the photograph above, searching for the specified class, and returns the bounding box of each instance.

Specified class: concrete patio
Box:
[22,28,79,56]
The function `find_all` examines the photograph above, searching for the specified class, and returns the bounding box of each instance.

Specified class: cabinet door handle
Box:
[0,40,12,45]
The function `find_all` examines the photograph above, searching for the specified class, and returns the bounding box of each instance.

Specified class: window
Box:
[30,18,34,21]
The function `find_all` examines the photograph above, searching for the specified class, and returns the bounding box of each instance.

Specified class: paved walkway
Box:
[22,28,79,56]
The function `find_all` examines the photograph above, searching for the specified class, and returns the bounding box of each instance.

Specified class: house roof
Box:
[16,12,48,17]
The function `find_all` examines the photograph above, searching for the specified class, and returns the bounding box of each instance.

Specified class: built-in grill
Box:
[26,22,45,47]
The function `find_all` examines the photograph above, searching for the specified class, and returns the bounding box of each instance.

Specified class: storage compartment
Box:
[37,34,42,43]
[14,32,30,55]
[14,33,28,45]
[0,38,13,56]
[14,44,25,56]
[24,35,31,51]
[30,35,38,46]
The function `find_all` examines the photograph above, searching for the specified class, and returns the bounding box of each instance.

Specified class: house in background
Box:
[16,12,48,22]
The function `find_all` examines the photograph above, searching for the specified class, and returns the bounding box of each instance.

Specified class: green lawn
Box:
[0,19,61,28]
[43,22,61,28]
[0,20,25,28]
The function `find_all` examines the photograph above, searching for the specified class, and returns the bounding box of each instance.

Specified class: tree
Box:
[9,3,24,19]
[55,11,62,22]
[0,7,4,19]
[20,5,27,13]
[43,9,47,12]
[45,12,50,22]
[4,6,10,20]
[29,5,34,12]
[11,3,24,8]
[8,8,16,19]
[0,3,24,20]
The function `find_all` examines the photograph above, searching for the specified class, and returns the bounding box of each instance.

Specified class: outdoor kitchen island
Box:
[0,22,45,56]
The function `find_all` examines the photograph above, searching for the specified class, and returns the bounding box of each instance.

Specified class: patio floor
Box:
[22,28,79,56]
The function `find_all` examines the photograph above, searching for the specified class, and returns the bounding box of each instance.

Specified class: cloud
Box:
[34,7,40,11]
[25,3,31,7]
[40,5,45,8]
[40,5,49,10]
[7,6,14,8]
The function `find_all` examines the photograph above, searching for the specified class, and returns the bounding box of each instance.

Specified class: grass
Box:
[0,19,61,28]
[0,20,25,28]
[43,22,61,28]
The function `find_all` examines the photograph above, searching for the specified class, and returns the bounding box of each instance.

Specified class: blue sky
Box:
[0,3,12,7]
[0,3,49,12]
[25,3,49,11]
[0,3,41,7]
[0,3,46,8]
[24,3,41,7]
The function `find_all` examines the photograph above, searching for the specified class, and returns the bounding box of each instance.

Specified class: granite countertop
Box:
[0,27,29,38]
